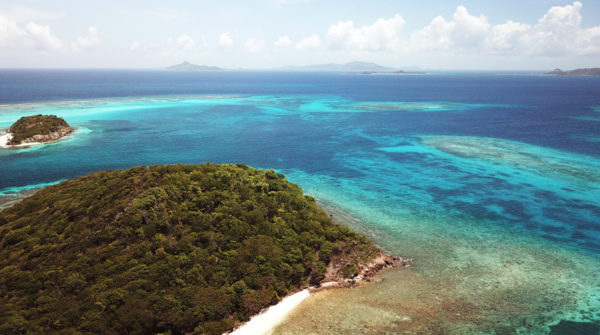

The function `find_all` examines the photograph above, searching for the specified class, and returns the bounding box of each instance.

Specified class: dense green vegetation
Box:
[8,114,71,144]
[0,164,378,334]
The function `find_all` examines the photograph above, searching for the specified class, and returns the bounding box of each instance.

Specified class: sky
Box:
[0,0,599,70]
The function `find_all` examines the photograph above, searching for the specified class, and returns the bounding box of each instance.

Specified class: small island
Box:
[2,114,73,147]
[546,68,600,76]
[353,70,426,75]
[0,164,403,334]
[165,61,222,71]
[278,61,397,72]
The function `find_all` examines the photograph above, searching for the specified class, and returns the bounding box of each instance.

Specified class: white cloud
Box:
[0,15,63,52]
[486,21,531,52]
[537,1,582,32]
[406,1,600,56]
[327,14,405,51]
[22,21,63,51]
[72,27,99,52]
[577,26,600,55]
[504,1,600,56]
[168,34,196,51]
[160,34,202,56]
[0,15,108,53]
[295,34,321,50]
[244,37,264,52]
[0,15,29,49]
[218,32,233,47]
[410,6,489,52]
[274,35,292,47]
[527,1,586,55]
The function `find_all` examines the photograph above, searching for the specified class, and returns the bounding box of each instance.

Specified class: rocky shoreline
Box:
[2,114,74,147]
[227,253,411,335]
[313,253,412,291]
[1,127,74,148]
[7,125,74,145]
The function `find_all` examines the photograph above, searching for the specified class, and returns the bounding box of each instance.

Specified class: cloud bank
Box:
[326,1,600,56]
[327,14,405,51]
[0,15,63,51]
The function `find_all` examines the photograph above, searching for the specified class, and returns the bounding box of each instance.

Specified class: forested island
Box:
[2,115,73,146]
[0,164,393,334]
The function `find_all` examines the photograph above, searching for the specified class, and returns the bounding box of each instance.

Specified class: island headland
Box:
[546,67,600,76]
[1,114,73,147]
[0,163,405,335]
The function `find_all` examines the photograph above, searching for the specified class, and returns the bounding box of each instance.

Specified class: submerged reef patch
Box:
[273,198,600,335]
[421,136,600,184]
[338,101,490,113]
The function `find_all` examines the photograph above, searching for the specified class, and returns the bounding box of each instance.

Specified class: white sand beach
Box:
[227,289,311,335]
[0,130,66,148]
[0,131,12,148]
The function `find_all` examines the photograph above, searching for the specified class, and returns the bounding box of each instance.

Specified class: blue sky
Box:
[1,0,599,69]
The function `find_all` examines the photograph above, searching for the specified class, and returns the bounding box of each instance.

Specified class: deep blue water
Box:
[1,71,599,249]
[1,70,599,151]
[1,70,600,332]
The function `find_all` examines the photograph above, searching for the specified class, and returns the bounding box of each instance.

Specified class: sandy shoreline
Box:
[0,128,77,149]
[226,251,408,335]
[0,131,12,148]
[0,131,44,148]
[227,289,311,335]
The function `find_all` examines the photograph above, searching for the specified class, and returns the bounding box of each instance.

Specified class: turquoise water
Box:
[1,71,599,333]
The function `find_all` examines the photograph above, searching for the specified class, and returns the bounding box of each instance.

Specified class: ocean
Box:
[1,70,599,334]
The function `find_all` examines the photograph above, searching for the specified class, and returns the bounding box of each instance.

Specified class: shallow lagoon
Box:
[1,71,599,333]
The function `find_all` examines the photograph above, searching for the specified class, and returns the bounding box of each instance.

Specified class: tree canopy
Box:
[0,163,378,334]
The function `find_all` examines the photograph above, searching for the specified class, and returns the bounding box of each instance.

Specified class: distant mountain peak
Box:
[165,61,222,71]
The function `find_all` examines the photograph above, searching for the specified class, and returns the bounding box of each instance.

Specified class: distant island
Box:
[165,61,222,71]
[1,114,73,147]
[546,68,600,76]
[353,70,426,75]
[278,61,397,72]
[0,163,402,334]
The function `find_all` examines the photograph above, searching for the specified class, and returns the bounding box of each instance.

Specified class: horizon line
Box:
[0,67,559,72]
